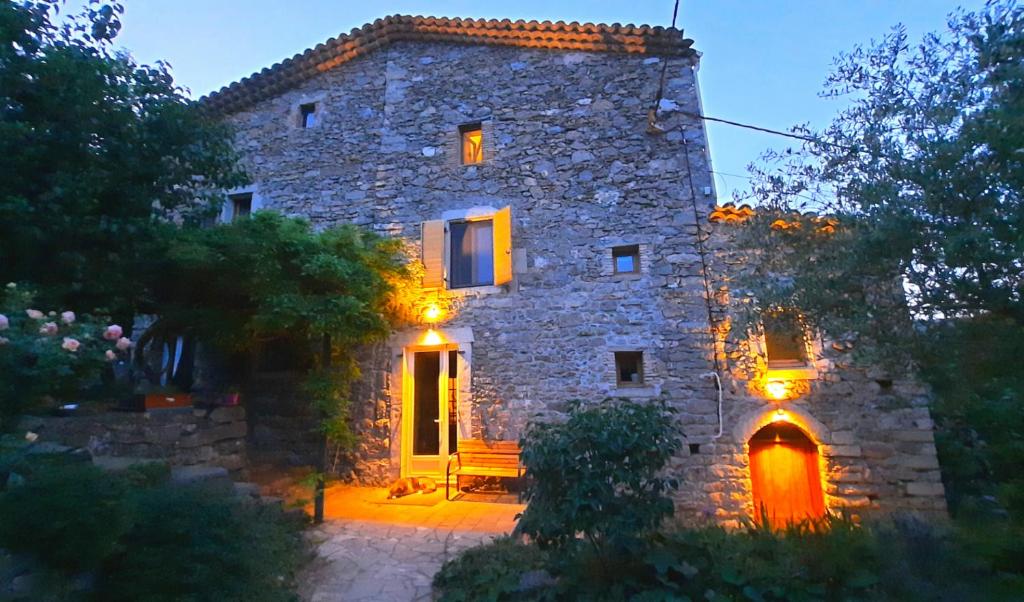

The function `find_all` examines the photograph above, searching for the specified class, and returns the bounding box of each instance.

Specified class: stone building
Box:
[202,15,946,525]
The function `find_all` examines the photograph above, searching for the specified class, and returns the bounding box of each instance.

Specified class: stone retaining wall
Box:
[20,406,248,472]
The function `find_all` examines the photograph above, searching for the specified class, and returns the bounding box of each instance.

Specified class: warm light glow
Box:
[423,304,442,323]
[765,380,788,400]
[461,127,483,164]
[420,329,443,346]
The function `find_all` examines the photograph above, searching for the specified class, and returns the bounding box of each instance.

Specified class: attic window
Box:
[230,193,252,222]
[460,122,483,165]
[615,351,644,387]
[299,103,316,128]
[764,313,807,368]
[613,245,640,274]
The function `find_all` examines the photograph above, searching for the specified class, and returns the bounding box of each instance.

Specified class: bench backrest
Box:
[457,439,522,468]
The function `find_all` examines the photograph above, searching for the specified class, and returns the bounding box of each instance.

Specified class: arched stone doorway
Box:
[748,422,826,526]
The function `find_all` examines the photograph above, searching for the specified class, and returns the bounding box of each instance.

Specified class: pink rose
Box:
[105,349,117,361]
[26,309,44,320]
[115,337,132,351]
[103,325,123,341]
[61,311,76,325]
[39,322,58,336]
[61,337,80,352]
[0,314,8,330]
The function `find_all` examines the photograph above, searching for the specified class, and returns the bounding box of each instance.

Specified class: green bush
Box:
[0,459,305,600]
[517,400,681,553]
[0,462,133,573]
[435,516,1005,602]
[95,484,305,602]
[433,536,550,602]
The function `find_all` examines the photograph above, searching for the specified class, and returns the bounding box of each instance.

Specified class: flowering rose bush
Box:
[0,285,130,427]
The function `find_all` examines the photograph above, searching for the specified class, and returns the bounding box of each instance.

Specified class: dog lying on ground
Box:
[387,476,438,498]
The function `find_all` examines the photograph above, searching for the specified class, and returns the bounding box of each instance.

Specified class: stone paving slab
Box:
[298,486,523,601]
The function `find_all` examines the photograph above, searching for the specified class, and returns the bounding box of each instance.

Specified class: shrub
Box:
[95,483,305,602]
[0,285,132,427]
[0,462,134,573]
[0,458,305,600]
[433,536,550,602]
[517,400,681,554]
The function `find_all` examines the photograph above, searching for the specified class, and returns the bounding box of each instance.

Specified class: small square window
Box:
[764,313,807,368]
[230,193,252,222]
[299,103,316,128]
[615,351,644,386]
[460,122,483,165]
[613,245,640,274]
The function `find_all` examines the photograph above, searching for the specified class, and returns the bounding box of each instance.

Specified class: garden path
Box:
[297,485,522,601]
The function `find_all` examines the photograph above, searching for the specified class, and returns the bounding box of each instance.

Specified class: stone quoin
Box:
[206,14,946,525]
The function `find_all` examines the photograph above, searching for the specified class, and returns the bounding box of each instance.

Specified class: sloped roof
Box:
[200,14,696,115]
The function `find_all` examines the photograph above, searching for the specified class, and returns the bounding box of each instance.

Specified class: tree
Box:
[734,0,1024,542]
[737,0,1023,348]
[0,0,245,318]
[151,212,415,521]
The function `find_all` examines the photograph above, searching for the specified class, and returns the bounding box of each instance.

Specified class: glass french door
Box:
[404,348,459,476]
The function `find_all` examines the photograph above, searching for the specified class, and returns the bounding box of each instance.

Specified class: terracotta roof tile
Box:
[708,203,756,224]
[200,14,696,115]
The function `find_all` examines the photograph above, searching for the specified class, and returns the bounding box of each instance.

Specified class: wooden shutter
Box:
[492,206,513,286]
[421,220,445,289]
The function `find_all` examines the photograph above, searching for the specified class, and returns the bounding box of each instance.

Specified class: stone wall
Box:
[21,407,248,472]
[221,38,947,521]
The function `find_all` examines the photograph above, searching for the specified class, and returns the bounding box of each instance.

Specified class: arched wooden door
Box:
[748,422,825,526]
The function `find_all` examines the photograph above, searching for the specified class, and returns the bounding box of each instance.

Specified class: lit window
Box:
[299,103,316,128]
[449,219,493,288]
[230,193,252,222]
[764,314,807,368]
[460,123,483,165]
[613,245,640,274]
[615,351,644,386]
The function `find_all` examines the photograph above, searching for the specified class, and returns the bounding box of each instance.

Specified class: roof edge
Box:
[199,14,696,115]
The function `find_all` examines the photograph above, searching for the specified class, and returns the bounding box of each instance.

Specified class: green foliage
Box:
[433,536,550,602]
[0,285,128,427]
[95,483,305,602]
[436,516,1002,602]
[738,1,1024,342]
[517,400,682,553]
[151,212,410,447]
[0,458,304,600]
[153,213,406,355]
[0,1,245,318]
[0,462,132,573]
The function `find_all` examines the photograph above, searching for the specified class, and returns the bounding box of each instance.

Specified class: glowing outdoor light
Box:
[423,304,442,323]
[765,380,788,400]
[421,329,443,346]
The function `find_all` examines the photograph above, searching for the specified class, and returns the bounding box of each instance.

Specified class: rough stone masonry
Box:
[210,16,946,525]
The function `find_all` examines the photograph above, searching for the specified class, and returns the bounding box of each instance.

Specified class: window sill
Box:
[766,365,818,381]
[611,272,642,281]
[446,284,504,297]
[612,385,659,398]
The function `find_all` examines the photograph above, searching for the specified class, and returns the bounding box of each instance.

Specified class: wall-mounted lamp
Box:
[765,380,788,401]
[421,329,443,346]
[423,303,443,323]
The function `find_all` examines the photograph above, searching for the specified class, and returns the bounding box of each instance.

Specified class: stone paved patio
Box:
[297,485,523,601]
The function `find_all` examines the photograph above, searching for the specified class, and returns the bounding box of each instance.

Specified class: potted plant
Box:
[131,382,192,411]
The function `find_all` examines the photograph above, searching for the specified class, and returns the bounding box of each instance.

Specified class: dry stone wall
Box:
[21,407,248,472]
[223,40,946,523]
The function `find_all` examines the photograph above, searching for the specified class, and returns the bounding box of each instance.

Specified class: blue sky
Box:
[100,1,981,198]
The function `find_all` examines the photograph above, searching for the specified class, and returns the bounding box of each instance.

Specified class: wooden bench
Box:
[445,440,523,501]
